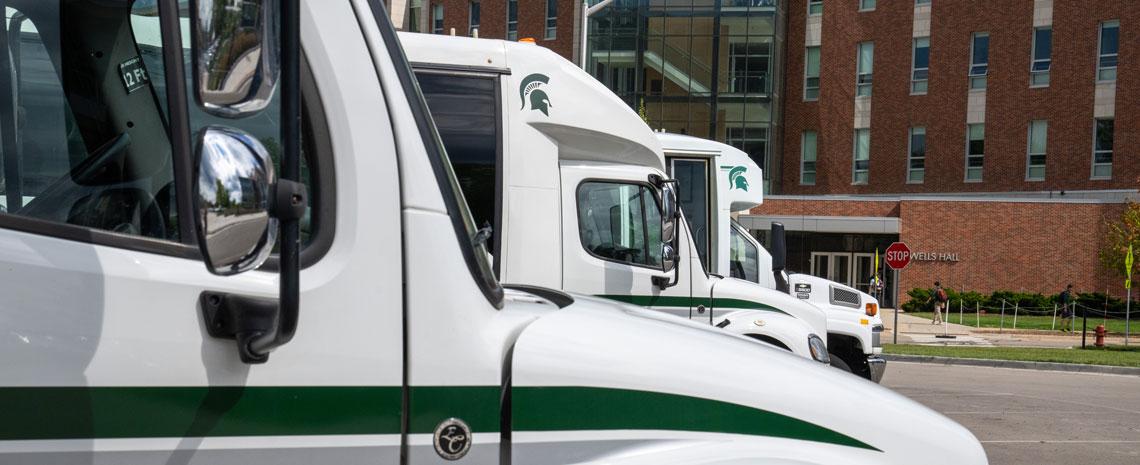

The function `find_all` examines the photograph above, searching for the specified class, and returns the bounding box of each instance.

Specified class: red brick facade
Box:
[407,0,578,61]
[780,0,1139,195]
[754,198,1127,302]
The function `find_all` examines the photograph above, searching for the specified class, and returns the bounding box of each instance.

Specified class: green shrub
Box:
[902,288,1133,318]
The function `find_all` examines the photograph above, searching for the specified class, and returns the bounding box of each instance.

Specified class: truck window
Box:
[730,223,760,283]
[414,71,500,254]
[0,2,178,240]
[577,181,662,268]
[670,158,710,270]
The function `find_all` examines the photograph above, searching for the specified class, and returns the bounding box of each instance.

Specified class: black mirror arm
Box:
[652,254,681,290]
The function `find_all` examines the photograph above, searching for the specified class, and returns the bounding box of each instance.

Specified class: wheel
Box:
[829,353,853,372]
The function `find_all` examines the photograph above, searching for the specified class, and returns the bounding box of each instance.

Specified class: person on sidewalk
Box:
[927,281,948,325]
[1058,284,1074,332]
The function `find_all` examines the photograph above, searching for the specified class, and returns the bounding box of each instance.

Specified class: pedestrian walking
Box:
[1058,284,1074,332]
[927,281,948,324]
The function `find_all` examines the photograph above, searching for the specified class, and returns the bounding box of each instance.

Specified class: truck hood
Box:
[509,294,986,465]
[791,273,882,322]
[712,276,829,338]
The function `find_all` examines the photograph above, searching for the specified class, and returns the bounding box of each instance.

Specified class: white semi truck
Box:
[659,133,888,382]
[0,0,986,463]
[405,33,832,363]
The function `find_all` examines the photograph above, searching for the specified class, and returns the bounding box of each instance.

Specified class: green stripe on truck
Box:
[597,294,791,315]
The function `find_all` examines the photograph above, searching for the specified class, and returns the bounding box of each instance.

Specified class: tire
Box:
[829,353,853,372]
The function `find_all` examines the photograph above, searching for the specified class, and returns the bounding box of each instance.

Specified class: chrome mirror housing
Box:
[194,126,277,275]
[191,0,280,117]
[661,243,678,273]
[660,183,678,243]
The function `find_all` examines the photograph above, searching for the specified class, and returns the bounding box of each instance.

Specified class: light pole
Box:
[581,0,615,68]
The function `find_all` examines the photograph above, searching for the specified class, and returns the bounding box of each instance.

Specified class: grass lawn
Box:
[884,344,1140,368]
[906,311,1134,334]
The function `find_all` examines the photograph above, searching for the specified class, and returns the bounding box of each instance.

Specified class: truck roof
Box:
[657,133,764,212]
[398,32,664,171]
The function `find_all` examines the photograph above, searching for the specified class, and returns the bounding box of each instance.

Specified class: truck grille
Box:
[829,285,861,309]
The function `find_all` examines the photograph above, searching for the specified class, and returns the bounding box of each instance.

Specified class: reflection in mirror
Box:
[662,243,677,273]
[195,126,277,275]
[192,0,279,117]
[660,183,678,243]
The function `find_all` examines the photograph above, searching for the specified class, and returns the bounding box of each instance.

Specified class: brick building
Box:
[388,0,582,61]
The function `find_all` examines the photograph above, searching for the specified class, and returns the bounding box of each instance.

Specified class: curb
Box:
[882,354,1140,376]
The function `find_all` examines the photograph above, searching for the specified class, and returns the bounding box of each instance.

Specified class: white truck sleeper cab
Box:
[403,32,832,364]
[658,132,887,382]
[0,1,984,464]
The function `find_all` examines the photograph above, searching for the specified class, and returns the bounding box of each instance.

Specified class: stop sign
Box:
[885,242,912,270]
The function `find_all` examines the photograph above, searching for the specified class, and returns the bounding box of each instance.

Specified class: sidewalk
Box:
[880,308,1135,348]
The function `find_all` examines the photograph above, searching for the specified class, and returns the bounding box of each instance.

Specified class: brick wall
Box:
[425,0,577,60]
[780,0,1140,196]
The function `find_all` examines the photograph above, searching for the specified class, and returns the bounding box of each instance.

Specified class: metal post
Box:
[1127,288,1132,346]
[1082,302,1088,348]
[1051,303,1057,331]
[959,300,964,325]
[976,302,980,328]
[1013,302,1019,329]
[999,300,1006,333]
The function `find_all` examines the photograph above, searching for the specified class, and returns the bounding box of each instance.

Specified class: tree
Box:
[637,97,649,125]
[1100,201,1140,279]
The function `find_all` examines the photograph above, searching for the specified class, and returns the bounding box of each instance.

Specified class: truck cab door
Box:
[560,164,694,318]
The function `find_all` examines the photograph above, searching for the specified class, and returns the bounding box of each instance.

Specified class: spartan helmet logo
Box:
[520,73,552,116]
[727,166,750,191]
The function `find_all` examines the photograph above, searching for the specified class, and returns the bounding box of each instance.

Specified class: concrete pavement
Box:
[883,361,1140,465]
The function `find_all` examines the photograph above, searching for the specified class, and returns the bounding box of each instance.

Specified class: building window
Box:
[408,0,422,33]
[1098,20,1119,82]
[969,32,989,89]
[1031,27,1051,86]
[856,42,873,97]
[507,0,518,40]
[431,3,443,34]
[1026,120,1047,181]
[469,1,480,36]
[912,37,929,94]
[1093,119,1114,179]
[907,127,926,183]
[804,46,820,100]
[965,124,984,182]
[859,0,875,11]
[808,0,823,16]
[853,128,870,184]
[801,131,818,185]
[727,127,769,176]
[915,0,931,4]
[545,0,557,40]
[729,42,771,94]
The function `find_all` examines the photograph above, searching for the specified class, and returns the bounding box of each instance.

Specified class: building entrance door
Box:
[810,252,851,287]
[853,253,875,294]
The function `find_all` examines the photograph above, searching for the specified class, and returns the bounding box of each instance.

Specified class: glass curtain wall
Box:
[587,0,782,193]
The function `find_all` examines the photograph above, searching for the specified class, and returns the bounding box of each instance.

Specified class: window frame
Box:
[804,46,820,101]
[915,0,931,4]
[544,0,557,40]
[469,1,480,36]
[507,0,518,40]
[969,32,989,89]
[574,179,667,271]
[911,37,929,94]
[807,0,823,16]
[801,130,818,185]
[1092,118,1114,180]
[432,3,444,34]
[907,127,926,184]
[856,41,873,97]
[964,123,984,183]
[859,0,876,12]
[1026,120,1047,181]
[852,128,870,185]
[1030,26,1051,87]
[1098,20,1119,82]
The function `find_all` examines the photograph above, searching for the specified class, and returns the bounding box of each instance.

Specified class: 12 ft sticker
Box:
[119,57,150,94]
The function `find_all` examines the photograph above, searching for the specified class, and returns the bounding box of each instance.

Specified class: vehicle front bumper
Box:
[867,355,887,383]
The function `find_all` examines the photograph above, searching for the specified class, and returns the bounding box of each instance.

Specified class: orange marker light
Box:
[519,37,536,44]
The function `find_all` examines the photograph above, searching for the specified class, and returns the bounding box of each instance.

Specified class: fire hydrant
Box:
[1095,324,1106,347]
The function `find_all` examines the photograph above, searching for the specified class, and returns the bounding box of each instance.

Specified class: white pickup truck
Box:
[659,133,887,382]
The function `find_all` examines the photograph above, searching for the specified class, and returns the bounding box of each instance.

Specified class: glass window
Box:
[730,223,759,283]
[804,46,820,100]
[966,124,984,182]
[0,2,188,242]
[671,159,710,269]
[859,0,876,11]
[1027,120,1047,180]
[409,0,423,33]
[912,37,930,94]
[729,42,770,94]
[856,42,873,97]
[577,182,663,268]
[801,131,818,185]
[1099,20,1119,82]
[432,3,444,34]
[915,0,931,4]
[507,0,518,40]
[970,32,989,89]
[545,0,557,40]
[469,1,480,36]
[1031,27,1051,86]
[908,127,926,183]
[1093,119,1114,179]
[808,0,823,16]
[727,127,769,179]
[415,72,500,253]
[853,129,870,184]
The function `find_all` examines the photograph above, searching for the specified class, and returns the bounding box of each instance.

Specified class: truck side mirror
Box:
[660,182,678,244]
[661,243,677,273]
[191,0,280,117]
[194,126,277,275]
[771,222,789,293]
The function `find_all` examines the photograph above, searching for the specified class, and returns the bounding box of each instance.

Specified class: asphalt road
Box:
[883,362,1140,465]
